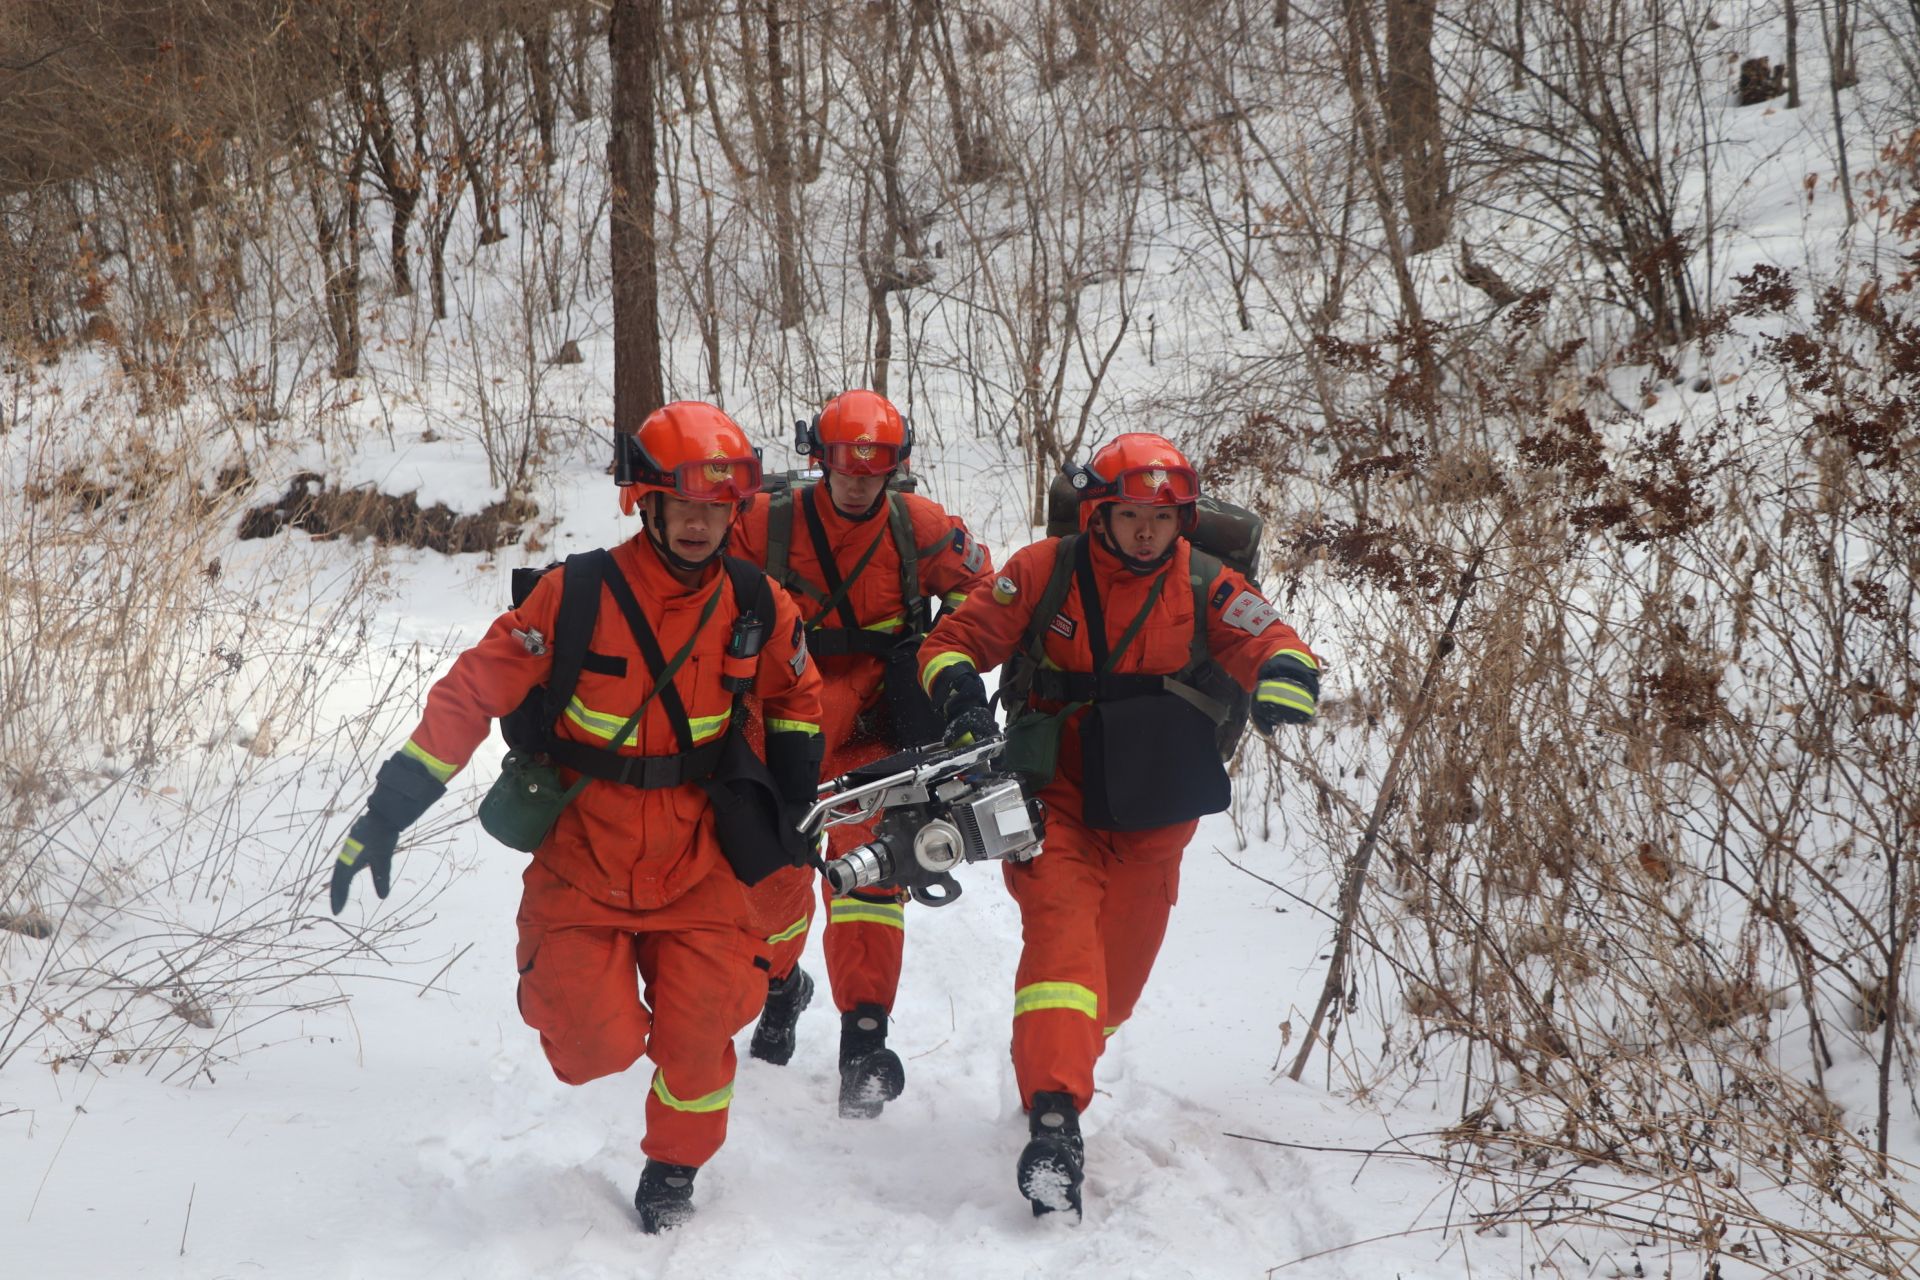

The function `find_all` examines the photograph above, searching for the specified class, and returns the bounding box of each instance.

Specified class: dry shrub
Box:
[1249,259,1920,1273]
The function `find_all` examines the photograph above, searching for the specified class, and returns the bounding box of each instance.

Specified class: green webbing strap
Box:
[1163,550,1232,725]
[765,487,825,605]
[999,534,1082,715]
[799,487,892,631]
[887,492,927,632]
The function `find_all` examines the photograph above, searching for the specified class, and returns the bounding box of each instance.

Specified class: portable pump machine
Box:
[799,740,1046,906]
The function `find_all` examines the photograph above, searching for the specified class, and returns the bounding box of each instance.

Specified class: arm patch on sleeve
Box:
[952,529,985,574]
[789,618,809,675]
[1221,590,1281,637]
[1210,581,1235,610]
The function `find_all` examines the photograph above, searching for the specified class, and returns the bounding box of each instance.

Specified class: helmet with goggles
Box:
[795,389,912,477]
[617,401,764,516]
[1065,432,1200,532]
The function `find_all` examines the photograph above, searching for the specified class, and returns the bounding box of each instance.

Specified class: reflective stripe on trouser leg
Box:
[822,879,907,1015]
[1001,830,1110,1113]
[633,912,767,1168]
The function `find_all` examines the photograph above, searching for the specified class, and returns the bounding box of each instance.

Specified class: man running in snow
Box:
[329,402,823,1233]
[731,389,994,1117]
[918,432,1318,1217]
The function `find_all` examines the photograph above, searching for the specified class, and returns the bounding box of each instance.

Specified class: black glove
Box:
[765,727,826,866]
[329,751,448,914]
[1251,653,1320,734]
[930,661,999,748]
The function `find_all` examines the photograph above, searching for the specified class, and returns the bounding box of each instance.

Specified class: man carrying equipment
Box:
[917,431,1318,1217]
[731,388,994,1117]
[329,402,824,1233]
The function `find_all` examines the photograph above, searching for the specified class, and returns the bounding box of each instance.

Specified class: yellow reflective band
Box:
[1258,683,1315,713]
[1270,647,1318,671]
[337,836,364,867]
[651,1070,733,1114]
[862,615,905,633]
[920,650,974,694]
[564,698,731,746]
[829,899,905,929]
[766,717,821,737]
[1014,981,1099,1020]
[945,591,972,610]
[401,740,457,783]
[766,914,810,946]
[1104,1026,1120,1038]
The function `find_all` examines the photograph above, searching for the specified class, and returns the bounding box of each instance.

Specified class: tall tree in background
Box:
[610,0,665,428]
[1384,0,1447,253]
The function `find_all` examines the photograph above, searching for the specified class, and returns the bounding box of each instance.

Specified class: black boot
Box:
[749,966,814,1066]
[1017,1091,1084,1218]
[837,1003,905,1119]
[633,1159,698,1234]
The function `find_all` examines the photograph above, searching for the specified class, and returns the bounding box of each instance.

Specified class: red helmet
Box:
[1067,432,1200,530]
[799,389,912,476]
[618,401,763,515]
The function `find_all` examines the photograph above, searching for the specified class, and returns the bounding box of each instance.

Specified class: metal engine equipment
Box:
[800,741,1046,907]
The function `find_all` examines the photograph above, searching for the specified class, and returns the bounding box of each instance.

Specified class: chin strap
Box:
[643,492,733,573]
[825,479,889,523]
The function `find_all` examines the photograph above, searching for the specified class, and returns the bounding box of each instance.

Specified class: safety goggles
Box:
[668,455,763,502]
[1108,463,1199,505]
[821,439,903,477]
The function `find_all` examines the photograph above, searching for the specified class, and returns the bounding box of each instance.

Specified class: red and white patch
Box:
[1048,614,1078,640]
[1220,590,1280,636]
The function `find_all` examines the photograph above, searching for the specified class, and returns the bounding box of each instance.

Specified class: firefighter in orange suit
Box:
[730,389,993,1117]
[328,403,824,1234]
[917,432,1318,1217]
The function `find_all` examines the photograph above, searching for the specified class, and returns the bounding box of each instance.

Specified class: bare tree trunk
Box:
[1786,0,1801,108]
[1385,0,1448,253]
[523,18,558,167]
[610,0,666,428]
[759,0,805,328]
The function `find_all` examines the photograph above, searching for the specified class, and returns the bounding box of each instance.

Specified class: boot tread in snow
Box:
[838,1004,906,1119]
[634,1159,698,1234]
[749,966,814,1066]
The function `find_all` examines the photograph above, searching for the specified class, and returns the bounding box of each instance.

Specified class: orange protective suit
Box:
[732,482,993,1012]
[919,534,1315,1113]
[397,533,822,1167]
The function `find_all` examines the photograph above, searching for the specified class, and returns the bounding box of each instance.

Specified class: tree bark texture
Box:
[610,0,665,431]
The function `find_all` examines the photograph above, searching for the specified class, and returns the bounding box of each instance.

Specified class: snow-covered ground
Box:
[7,7,1919,1277]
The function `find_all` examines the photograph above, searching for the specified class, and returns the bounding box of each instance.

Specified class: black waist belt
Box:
[545,736,727,789]
[807,627,916,659]
[1029,668,1176,703]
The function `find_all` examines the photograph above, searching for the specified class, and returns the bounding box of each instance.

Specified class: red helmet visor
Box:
[1108,463,1199,505]
[821,439,902,476]
[670,455,763,502]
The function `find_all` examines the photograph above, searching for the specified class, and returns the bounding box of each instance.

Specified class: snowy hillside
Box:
[6,2,1920,1277]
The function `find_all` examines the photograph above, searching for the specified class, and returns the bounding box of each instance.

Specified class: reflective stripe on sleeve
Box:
[828,898,905,929]
[401,740,457,782]
[766,717,821,736]
[920,650,974,694]
[651,1070,733,1114]
[1013,981,1099,1020]
[1257,683,1316,715]
[1269,647,1318,670]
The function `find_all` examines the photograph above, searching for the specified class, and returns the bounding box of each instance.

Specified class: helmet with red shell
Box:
[616,401,764,516]
[1065,432,1201,532]
[795,389,913,477]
